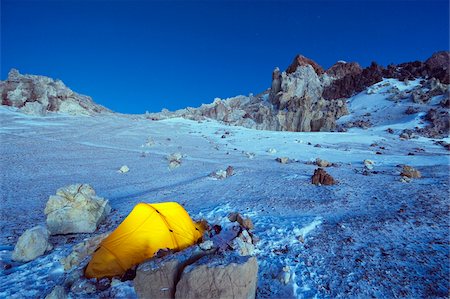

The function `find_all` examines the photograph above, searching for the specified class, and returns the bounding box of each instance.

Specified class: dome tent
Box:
[85,202,204,278]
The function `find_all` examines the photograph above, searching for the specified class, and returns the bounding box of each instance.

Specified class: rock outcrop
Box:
[12,226,52,262]
[0,69,110,115]
[135,220,257,299]
[44,184,111,235]
[147,52,450,133]
[147,55,348,132]
[176,254,258,299]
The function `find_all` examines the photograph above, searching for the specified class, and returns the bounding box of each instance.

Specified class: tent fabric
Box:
[85,202,204,278]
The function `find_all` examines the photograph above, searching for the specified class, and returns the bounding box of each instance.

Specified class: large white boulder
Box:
[12,225,52,262]
[44,184,111,235]
[175,254,258,299]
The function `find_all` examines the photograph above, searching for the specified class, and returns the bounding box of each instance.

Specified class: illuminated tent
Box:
[85,202,204,278]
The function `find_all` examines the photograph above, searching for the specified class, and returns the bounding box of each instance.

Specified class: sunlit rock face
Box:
[0,69,110,115]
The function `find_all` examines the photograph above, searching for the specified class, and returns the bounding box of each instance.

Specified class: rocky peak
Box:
[325,61,362,80]
[285,54,324,75]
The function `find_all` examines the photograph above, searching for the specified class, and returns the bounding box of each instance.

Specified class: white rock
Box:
[363,159,375,170]
[118,165,129,173]
[276,157,289,164]
[12,226,52,262]
[44,184,111,235]
[199,240,214,251]
[267,148,277,154]
[167,153,183,169]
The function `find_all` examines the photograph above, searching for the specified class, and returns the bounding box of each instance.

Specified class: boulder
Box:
[175,254,258,299]
[311,168,336,186]
[118,165,129,173]
[316,158,331,167]
[12,226,52,262]
[60,232,110,271]
[275,157,289,164]
[135,245,209,299]
[400,165,421,179]
[44,184,111,235]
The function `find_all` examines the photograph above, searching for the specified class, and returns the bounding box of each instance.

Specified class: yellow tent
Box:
[85,202,204,278]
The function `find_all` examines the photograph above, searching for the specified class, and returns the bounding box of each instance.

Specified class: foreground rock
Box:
[44,184,111,235]
[311,168,336,185]
[12,226,52,262]
[135,219,257,299]
[0,69,109,115]
[176,254,258,299]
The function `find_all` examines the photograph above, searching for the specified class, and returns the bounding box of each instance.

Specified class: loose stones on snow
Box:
[12,225,52,262]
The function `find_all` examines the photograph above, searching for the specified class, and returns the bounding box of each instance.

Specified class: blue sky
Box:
[1,0,449,114]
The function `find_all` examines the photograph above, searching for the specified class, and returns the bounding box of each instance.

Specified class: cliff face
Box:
[0,69,110,115]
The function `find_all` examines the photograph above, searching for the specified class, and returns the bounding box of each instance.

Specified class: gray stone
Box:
[12,225,52,262]
[175,254,258,299]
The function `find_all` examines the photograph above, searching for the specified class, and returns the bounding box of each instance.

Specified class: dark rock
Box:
[425,51,450,84]
[405,106,419,115]
[323,62,383,100]
[325,61,362,80]
[286,54,324,75]
[311,168,336,186]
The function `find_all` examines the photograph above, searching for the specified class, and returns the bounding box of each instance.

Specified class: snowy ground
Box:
[0,79,449,298]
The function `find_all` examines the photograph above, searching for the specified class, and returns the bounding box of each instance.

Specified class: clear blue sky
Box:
[2,0,449,114]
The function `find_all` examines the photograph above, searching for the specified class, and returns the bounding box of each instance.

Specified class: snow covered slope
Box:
[0,79,449,298]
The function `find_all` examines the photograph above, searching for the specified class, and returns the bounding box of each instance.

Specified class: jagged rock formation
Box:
[148,51,449,132]
[147,55,349,132]
[0,69,110,115]
[323,51,450,100]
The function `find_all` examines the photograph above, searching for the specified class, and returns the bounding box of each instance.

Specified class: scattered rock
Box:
[314,144,321,148]
[275,157,289,164]
[226,166,234,177]
[244,152,256,159]
[267,148,277,154]
[363,159,375,170]
[118,165,129,173]
[12,226,52,262]
[400,165,421,179]
[45,285,67,299]
[167,153,183,169]
[311,168,336,186]
[143,137,155,147]
[210,166,234,180]
[44,184,111,235]
[315,158,331,167]
[60,232,110,271]
[386,128,394,134]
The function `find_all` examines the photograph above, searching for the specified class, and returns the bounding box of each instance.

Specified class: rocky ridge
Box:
[146,51,450,133]
[0,69,110,115]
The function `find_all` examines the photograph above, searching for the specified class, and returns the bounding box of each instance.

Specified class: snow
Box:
[0,79,449,298]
